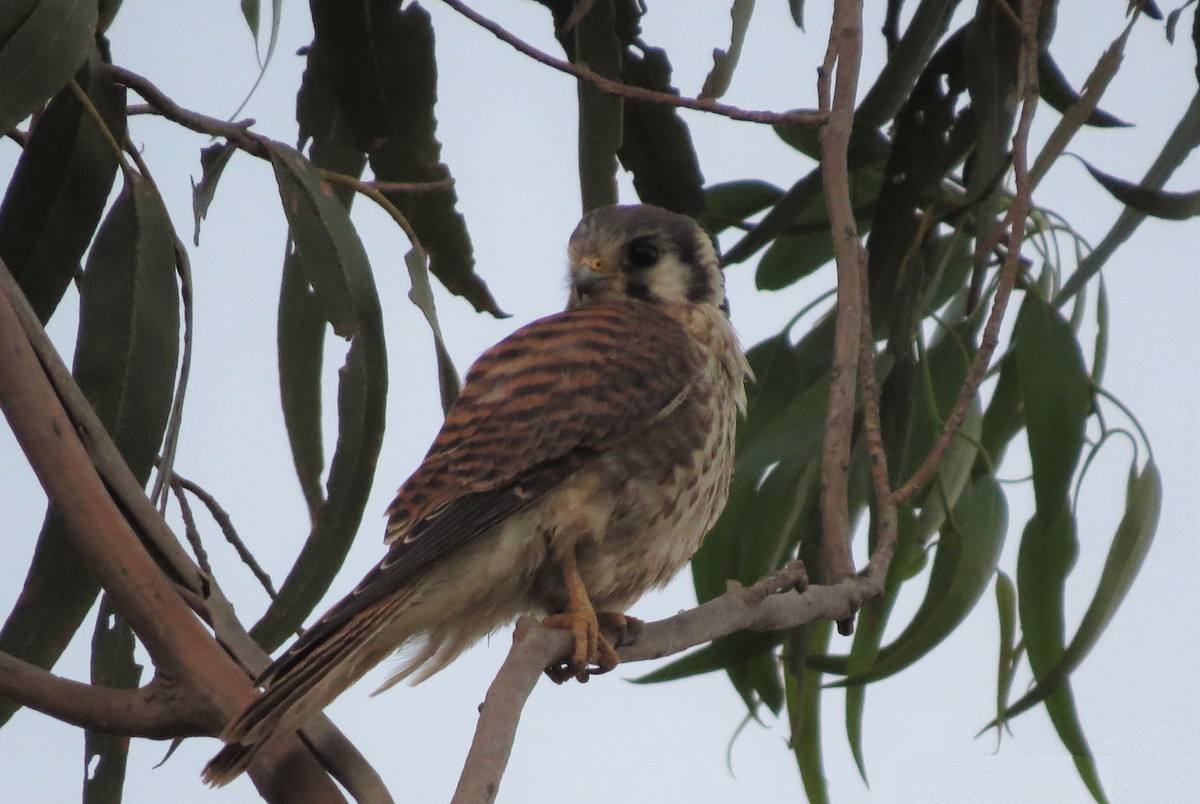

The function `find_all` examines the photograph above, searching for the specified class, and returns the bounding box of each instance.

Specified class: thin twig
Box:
[170,476,211,577]
[891,0,1044,506]
[816,0,866,628]
[437,0,823,127]
[173,472,279,600]
[856,250,898,585]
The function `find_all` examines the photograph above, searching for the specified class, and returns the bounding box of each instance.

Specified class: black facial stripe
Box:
[623,277,656,303]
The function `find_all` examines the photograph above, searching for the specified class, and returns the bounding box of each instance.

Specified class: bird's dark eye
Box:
[626,239,659,270]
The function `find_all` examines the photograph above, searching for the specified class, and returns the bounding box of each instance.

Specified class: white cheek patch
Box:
[645,255,693,303]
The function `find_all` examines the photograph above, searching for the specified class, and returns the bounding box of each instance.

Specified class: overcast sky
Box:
[1,2,1197,802]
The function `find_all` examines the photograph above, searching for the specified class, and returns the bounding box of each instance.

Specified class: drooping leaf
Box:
[788,0,805,28]
[277,248,327,520]
[619,45,706,216]
[1057,88,1200,304]
[700,0,756,100]
[976,352,1023,476]
[1014,294,1091,522]
[0,48,126,323]
[83,597,142,804]
[1079,157,1200,219]
[267,142,369,337]
[1011,508,1109,803]
[1038,51,1130,128]
[839,507,919,782]
[993,570,1019,731]
[833,475,1008,686]
[309,0,503,315]
[786,622,833,804]
[277,40,370,522]
[996,459,1160,723]
[702,180,784,235]
[0,0,96,136]
[755,167,882,291]
[574,0,622,211]
[190,141,237,245]
[254,142,387,651]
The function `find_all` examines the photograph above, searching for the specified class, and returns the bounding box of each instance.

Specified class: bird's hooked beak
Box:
[573,256,607,298]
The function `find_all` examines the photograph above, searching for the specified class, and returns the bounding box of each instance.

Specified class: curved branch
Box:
[453,564,878,803]
[0,652,207,739]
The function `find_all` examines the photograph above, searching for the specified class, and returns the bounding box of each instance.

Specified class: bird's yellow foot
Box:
[542,608,619,684]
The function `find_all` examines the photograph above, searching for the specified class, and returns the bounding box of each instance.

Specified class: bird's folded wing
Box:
[256,301,698,684]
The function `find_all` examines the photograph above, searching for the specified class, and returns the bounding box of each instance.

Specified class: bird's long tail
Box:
[202,602,399,786]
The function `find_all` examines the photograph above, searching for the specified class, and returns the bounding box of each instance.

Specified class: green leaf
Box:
[309,0,503,315]
[754,168,881,291]
[1057,88,1200,304]
[1079,157,1200,220]
[833,475,1008,686]
[240,0,259,41]
[786,622,833,804]
[573,0,621,210]
[618,45,706,217]
[267,142,370,337]
[1014,294,1091,522]
[83,597,142,804]
[788,0,805,28]
[0,0,96,135]
[724,0,956,265]
[278,249,326,520]
[631,631,780,684]
[993,570,1019,731]
[839,509,919,783]
[702,180,783,235]
[1011,508,1110,803]
[74,174,182,484]
[1038,51,1130,128]
[977,353,1023,476]
[190,141,237,246]
[0,48,125,323]
[254,142,388,651]
[276,40,370,523]
[699,0,756,100]
[996,459,1160,724]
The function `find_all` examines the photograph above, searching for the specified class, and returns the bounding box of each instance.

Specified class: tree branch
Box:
[437,0,822,127]
[453,564,877,802]
[0,652,207,739]
[817,0,866,615]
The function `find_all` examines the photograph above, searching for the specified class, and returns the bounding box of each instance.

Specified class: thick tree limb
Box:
[453,564,878,803]
[0,652,206,739]
[0,258,348,803]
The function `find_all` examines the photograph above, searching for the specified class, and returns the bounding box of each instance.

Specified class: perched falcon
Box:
[203,204,750,785]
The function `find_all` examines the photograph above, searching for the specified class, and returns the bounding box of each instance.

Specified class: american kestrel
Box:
[203,204,750,785]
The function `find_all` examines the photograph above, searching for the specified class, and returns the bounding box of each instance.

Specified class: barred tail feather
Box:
[202,605,403,786]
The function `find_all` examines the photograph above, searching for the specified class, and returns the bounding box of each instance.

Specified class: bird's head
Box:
[566,205,728,314]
